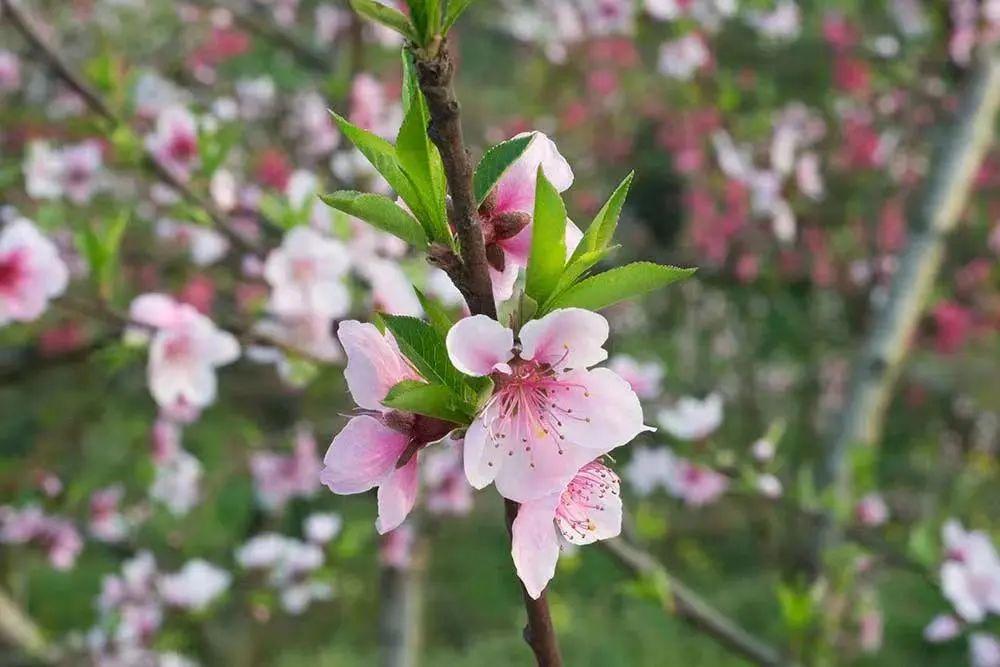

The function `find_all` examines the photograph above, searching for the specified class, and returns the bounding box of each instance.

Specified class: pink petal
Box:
[511,493,562,600]
[445,315,514,377]
[130,293,184,329]
[338,320,419,411]
[555,368,650,450]
[556,463,622,546]
[462,416,499,490]
[320,416,408,495]
[519,308,610,371]
[376,456,419,534]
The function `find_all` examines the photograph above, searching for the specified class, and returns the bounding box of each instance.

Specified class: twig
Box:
[601,537,796,667]
[379,534,426,667]
[0,0,265,256]
[0,586,56,664]
[409,36,561,666]
[818,49,1000,537]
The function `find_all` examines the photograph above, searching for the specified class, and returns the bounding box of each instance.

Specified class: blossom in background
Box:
[665,458,729,506]
[0,504,83,570]
[972,633,1000,667]
[321,321,455,533]
[608,354,665,400]
[756,473,783,498]
[361,257,423,317]
[746,0,802,41]
[447,308,649,502]
[422,437,474,517]
[657,393,723,441]
[304,512,342,544]
[236,533,332,614]
[0,218,69,327]
[250,427,322,511]
[0,50,21,93]
[623,445,676,497]
[264,226,351,319]
[89,485,129,543]
[380,524,415,569]
[923,614,962,643]
[156,219,230,266]
[475,132,578,301]
[855,493,890,527]
[511,461,622,598]
[940,520,1000,622]
[145,105,200,182]
[158,560,231,612]
[129,293,240,411]
[349,73,402,140]
[25,140,105,204]
[150,447,203,516]
[657,34,710,80]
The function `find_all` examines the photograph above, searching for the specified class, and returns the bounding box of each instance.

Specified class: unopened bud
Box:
[486,243,506,272]
[492,211,531,241]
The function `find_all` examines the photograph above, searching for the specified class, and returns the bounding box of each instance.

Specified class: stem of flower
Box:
[410,37,562,667]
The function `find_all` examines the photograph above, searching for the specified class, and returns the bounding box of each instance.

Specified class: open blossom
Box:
[89,485,129,543]
[250,426,322,511]
[447,308,649,502]
[972,634,1000,667]
[150,448,203,516]
[855,493,889,526]
[264,226,351,319]
[422,437,474,517]
[940,520,1000,622]
[349,73,402,140]
[321,321,455,533]
[512,461,622,599]
[158,560,231,611]
[236,533,331,614]
[0,505,83,570]
[608,354,664,400]
[25,141,104,204]
[146,105,200,182]
[924,614,962,643]
[304,512,342,544]
[623,446,676,496]
[475,132,578,301]
[666,458,729,506]
[658,393,723,441]
[658,34,710,80]
[0,218,69,327]
[361,257,422,317]
[129,293,240,411]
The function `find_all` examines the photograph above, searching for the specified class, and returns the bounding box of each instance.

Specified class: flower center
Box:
[0,249,27,296]
[168,133,197,163]
[163,332,195,363]
[555,463,618,540]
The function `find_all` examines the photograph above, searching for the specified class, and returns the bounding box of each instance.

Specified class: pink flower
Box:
[59,141,104,204]
[321,321,454,533]
[304,512,342,544]
[150,448,203,516]
[349,73,401,140]
[250,427,322,511]
[511,461,622,599]
[923,614,961,643]
[145,105,199,182]
[0,218,69,326]
[666,459,729,506]
[0,505,83,570]
[129,294,240,411]
[972,633,1000,667]
[932,301,974,355]
[361,257,422,316]
[858,609,883,653]
[657,34,710,81]
[476,132,578,301]
[89,485,128,543]
[0,50,21,93]
[422,437,474,517]
[264,226,351,319]
[607,354,664,400]
[657,393,723,441]
[158,560,231,612]
[447,308,649,502]
[855,493,889,527]
[623,446,676,496]
[940,520,1000,622]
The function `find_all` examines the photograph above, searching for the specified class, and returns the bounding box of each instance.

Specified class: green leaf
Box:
[414,288,454,336]
[570,171,633,263]
[75,211,130,301]
[547,262,695,312]
[396,57,449,242]
[330,111,436,234]
[473,134,533,204]
[543,245,618,311]
[383,380,470,423]
[442,0,476,32]
[381,315,473,401]
[406,0,441,45]
[320,191,428,248]
[349,0,418,41]
[524,168,566,304]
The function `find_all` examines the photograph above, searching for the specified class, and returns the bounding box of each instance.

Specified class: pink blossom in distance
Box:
[447,308,649,502]
[145,105,200,182]
[657,393,723,441]
[608,354,665,400]
[264,226,351,319]
[940,520,1000,622]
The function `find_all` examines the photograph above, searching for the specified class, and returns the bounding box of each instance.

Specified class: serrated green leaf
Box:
[330,111,433,230]
[381,314,472,401]
[414,288,454,336]
[442,0,476,31]
[543,245,618,312]
[349,0,418,41]
[320,191,428,248]
[473,134,533,204]
[547,262,695,312]
[383,380,470,423]
[570,171,633,263]
[525,168,566,304]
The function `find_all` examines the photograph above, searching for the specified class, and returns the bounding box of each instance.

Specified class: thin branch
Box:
[601,537,796,667]
[379,534,426,667]
[0,586,56,664]
[0,0,265,256]
[819,49,1000,531]
[409,37,561,666]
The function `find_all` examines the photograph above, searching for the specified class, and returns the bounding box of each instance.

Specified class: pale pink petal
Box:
[511,493,562,600]
[338,320,419,410]
[555,463,622,546]
[445,315,514,377]
[375,456,419,534]
[490,260,520,302]
[519,308,609,371]
[498,219,581,268]
[462,416,499,490]
[493,430,598,503]
[130,293,184,329]
[553,368,649,450]
[320,415,408,494]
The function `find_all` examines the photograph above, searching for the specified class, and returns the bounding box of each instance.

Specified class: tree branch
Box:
[601,537,796,667]
[379,534,426,667]
[409,37,560,666]
[819,48,1000,532]
[0,586,56,664]
[0,0,266,256]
